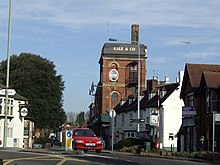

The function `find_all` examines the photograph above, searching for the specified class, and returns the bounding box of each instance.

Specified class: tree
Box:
[76,111,85,126]
[0,53,66,130]
[67,112,78,125]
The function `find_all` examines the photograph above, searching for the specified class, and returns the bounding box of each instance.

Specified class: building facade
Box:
[114,72,184,151]
[88,24,147,148]
[180,64,220,152]
[0,88,30,148]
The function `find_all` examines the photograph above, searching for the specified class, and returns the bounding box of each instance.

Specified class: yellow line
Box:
[56,157,70,165]
[3,155,59,165]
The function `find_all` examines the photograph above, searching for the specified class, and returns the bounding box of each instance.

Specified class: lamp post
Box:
[109,38,141,132]
[3,0,13,148]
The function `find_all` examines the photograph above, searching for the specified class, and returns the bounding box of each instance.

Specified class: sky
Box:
[0,0,220,114]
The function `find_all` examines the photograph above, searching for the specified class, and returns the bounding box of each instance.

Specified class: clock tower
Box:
[96,24,147,114]
[89,25,147,144]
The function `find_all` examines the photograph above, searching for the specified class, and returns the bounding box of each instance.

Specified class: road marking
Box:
[86,154,117,159]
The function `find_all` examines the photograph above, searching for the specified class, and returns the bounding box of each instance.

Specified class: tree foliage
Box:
[76,111,85,126]
[0,53,66,130]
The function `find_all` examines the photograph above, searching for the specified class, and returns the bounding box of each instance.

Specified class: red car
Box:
[72,128,103,153]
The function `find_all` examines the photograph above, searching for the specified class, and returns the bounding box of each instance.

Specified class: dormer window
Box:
[160,87,166,98]
[148,93,156,100]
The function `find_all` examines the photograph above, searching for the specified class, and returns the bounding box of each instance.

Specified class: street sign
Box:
[182,106,196,117]
[66,130,72,138]
[130,118,145,123]
[109,109,116,118]
[215,113,220,125]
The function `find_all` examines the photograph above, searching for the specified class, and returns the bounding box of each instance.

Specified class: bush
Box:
[114,138,154,150]
[172,151,211,160]
[34,137,51,148]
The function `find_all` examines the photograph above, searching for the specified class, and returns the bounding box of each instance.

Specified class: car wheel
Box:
[96,150,101,153]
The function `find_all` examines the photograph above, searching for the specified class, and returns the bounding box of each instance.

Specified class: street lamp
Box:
[109,38,141,132]
[3,0,13,148]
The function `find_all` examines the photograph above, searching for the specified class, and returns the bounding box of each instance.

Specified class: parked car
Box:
[72,128,103,153]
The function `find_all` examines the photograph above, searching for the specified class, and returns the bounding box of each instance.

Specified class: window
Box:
[140,110,144,119]
[206,90,218,113]
[169,133,174,141]
[114,116,117,126]
[160,88,166,98]
[211,90,217,112]
[188,94,194,107]
[121,114,125,126]
[24,127,29,136]
[131,133,135,137]
[8,127,13,138]
[112,92,118,104]
[206,90,210,113]
[129,112,133,126]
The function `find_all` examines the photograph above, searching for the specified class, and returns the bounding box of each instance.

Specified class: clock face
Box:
[109,69,119,82]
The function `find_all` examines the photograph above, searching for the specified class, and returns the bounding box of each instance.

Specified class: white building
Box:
[0,88,29,148]
[113,71,184,151]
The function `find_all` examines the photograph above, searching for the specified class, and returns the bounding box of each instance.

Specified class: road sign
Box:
[66,131,72,138]
[109,109,116,118]
[215,113,220,125]
[130,118,145,123]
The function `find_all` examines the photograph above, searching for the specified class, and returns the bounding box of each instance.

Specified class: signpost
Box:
[213,112,220,152]
[109,109,116,152]
[65,130,72,151]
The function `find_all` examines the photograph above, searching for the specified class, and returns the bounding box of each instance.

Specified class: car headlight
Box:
[96,140,102,144]
[75,140,84,143]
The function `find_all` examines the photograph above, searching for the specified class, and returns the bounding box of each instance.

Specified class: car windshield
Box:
[73,129,96,137]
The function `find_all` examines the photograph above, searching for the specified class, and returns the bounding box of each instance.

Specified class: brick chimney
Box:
[131,24,139,44]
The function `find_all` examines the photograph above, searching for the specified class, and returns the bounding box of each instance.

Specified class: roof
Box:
[186,63,220,88]
[114,82,179,114]
[202,71,220,88]
[180,63,220,97]
[14,93,28,101]
[99,43,147,63]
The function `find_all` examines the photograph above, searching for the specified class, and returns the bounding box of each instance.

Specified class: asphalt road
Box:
[0,149,218,165]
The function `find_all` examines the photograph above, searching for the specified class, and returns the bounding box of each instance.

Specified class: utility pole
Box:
[3,0,13,148]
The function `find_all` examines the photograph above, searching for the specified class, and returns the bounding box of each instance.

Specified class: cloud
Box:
[187,47,220,59]
[1,0,220,31]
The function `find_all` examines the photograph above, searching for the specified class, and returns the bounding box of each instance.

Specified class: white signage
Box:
[109,69,119,82]
[20,107,28,117]
[109,109,116,118]
[215,113,220,122]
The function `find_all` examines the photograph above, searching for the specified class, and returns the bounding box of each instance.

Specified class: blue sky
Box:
[0,0,220,113]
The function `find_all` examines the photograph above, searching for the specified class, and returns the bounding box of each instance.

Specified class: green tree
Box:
[0,53,66,130]
[76,111,85,126]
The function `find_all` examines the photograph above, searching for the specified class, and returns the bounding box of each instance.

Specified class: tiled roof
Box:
[187,63,220,88]
[181,63,220,98]
[202,71,220,88]
[114,82,179,114]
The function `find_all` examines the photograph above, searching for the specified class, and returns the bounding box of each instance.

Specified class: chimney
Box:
[131,24,139,44]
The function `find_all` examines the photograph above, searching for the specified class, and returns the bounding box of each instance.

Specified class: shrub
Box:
[114,138,155,150]
[34,137,51,148]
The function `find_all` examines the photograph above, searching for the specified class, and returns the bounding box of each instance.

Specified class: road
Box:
[0,149,218,165]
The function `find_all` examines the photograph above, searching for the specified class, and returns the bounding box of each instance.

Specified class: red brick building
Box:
[88,25,147,147]
[180,63,220,152]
